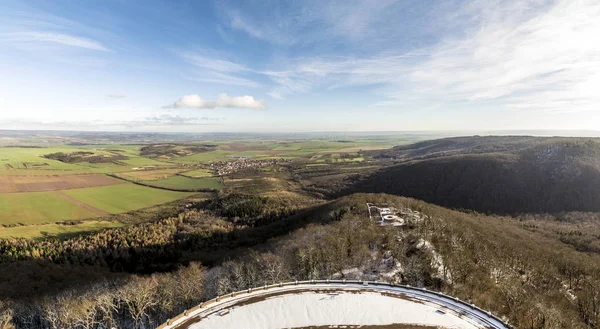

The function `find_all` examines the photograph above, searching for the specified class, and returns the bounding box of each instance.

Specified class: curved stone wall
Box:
[158,280,514,329]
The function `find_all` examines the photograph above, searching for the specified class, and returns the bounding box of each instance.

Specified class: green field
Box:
[0,147,90,170]
[119,157,173,167]
[174,150,239,163]
[63,184,194,214]
[0,168,93,176]
[181,169,214,177]
[0,139,400,237]
[0,220,124,239]
[0,192,98,225]
[0,145,174,173]
[141,176,223,190]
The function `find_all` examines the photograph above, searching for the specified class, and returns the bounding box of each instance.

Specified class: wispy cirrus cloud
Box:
[107,93,127,99]
[220,0,600,114]
[0,31,110,51]
[217,0,427,46]
[179,51,261,87]
[180,53,248,72]
[137,114,222,126]
[187,71,261,88]
[401,0,600,113]
[167,93,265,110]
[2,115,222,128]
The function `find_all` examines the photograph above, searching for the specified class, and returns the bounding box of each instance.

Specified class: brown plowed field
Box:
[0,174,124,193]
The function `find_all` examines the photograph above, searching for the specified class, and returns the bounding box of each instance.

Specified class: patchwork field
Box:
[0,137,409,238]
[0,174,123,193]
[180,169,214,177]
[139,176,223,191]
[0,191,99,225]
[118,168,185,181]
[62,184,194,214]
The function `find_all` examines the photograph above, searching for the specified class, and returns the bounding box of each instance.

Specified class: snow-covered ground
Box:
[190,290,477,329]
[164,283,511,329]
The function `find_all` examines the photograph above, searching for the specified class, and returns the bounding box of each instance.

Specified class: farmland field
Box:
[118,157,173,167]
[62,184,194,214]
[0,191,99,225]
[0,137,406,236]
[0,174,123,193]
[139,176,223,190]
[0,220,124,239]
[118,168,185,181]
[0,168,94,176]
[180,169,214,177]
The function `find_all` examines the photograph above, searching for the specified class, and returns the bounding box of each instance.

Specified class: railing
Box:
[157,280,515,329]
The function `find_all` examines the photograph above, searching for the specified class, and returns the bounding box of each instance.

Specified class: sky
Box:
[0,0,599,133]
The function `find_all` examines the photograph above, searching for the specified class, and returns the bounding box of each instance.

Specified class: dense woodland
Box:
[1,193,600,328]
[43,152,128,164]
[344,137,600,214]
[139,144,217,158]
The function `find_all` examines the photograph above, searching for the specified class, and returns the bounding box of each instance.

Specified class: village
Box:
[209,157,291,176]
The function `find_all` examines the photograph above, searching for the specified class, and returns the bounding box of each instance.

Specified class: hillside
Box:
[344,136,600,214]
[1,193,600,328]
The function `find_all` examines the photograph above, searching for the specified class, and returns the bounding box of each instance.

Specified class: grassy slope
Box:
[63,184,194,214]
[0,145,173,173]
[0,148,86,170]
[118,168,184,180]
[350,137,600,214]
[0,191,98,225]
[0,220,124,239]
[181,169,214,177]
[141,176,223,190]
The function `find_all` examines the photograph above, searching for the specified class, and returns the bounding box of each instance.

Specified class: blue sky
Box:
[1,0,599,132]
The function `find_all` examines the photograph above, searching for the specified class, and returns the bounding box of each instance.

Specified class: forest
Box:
[342,137,600,214]
[43,152,128,164]
[3,136,600,328]
[1,193,600,328]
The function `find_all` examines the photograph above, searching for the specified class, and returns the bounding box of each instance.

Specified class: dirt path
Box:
[54,190,109,216]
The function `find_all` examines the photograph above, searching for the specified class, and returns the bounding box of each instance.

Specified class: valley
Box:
[0,134,413,239]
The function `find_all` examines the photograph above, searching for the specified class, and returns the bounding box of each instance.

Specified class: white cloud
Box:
[188,71,261,88]
[1,115,222,128]
[0,31,110,51]
[170,93,265,110]
[229,12,267,41]
[267,91,283,100]
[179,52,261,88]
[180,53,248,72]
[217,0,426,46]
[107,93,126,98]
[405,0,600,112]
[250,0,600,113]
